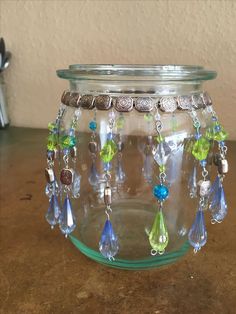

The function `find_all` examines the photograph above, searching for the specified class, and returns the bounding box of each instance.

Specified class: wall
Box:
[0,0,236,138]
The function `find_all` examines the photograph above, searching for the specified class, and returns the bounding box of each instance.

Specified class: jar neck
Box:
[69,79,203,97]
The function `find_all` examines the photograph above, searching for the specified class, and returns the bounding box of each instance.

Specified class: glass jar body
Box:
[55,65,216,269]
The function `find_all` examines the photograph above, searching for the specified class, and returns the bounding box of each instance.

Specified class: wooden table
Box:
[1,127,236,314]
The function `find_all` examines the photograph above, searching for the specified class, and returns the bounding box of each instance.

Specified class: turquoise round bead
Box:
[153,184,169,201]
[89,120,97,131]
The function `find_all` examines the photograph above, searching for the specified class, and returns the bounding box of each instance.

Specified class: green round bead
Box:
[100,140,118,163]
[60,135,77,149]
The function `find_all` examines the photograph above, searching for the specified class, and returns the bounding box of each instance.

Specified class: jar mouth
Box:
[57,64,217,82]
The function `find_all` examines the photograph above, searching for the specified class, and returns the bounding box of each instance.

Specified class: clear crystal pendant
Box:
[88,161,99,186]
[72,172,81,198]
[99,219,119,260]
[45,180,60,198]
[59,196,76,237]
[115,159,126,184]
[188,164,198,198]
[209,176,227,223]
[188,208,207,253]
[45,194,61,228]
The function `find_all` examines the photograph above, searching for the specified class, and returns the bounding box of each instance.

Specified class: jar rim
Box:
[57,64,217,82]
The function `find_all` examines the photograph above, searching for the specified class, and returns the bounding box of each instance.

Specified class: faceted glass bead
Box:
[100,140,118,163]
[47,134,57,150]
[99,219,119,259]
[116,115,125,129]
[59,196,76,236]
[188,209,207,252]
[206,122,228,142]
[89,120,97,131]
[72,172,81,198]
[60,135,77,149]
[149,210,169,254]
[48,122,57,132]
[153,141,172,166]
[191,136,210,161]
[45,194,61,227]
[153,184,169,201]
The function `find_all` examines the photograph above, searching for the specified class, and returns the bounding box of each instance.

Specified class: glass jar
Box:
[48,65,219,270]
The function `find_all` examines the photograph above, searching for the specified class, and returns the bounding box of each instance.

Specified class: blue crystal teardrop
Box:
[188,164,197,198]
[45,194,61,228]
[99,219,119,260]
[115,159,126,184]
[88,161,99,186]
[72,172,81,198]
[209,179,227,223]
[188,208,207,253]
[59,196,76,237]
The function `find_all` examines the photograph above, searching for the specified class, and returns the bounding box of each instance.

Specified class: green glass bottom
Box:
[69,235,190,270]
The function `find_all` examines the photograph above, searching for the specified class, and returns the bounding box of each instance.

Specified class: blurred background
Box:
[0,0,235,137]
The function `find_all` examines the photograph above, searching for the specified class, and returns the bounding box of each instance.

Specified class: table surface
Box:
[0,127,236,314]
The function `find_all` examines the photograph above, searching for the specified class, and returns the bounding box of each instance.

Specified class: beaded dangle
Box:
[188,109,210,252]
[99,110,119,260]
[88,110,100,187]
[45,101,67,229]
[205,105,228,224]
[143,113,154,184]
[149,109,169,255]
[58,107,82,237]
[115,113,126,185]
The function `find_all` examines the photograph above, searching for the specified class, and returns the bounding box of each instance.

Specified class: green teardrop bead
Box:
[100,140,118,163]
[47,134,57,150]
[192,136,210,161]
[60,135,77,149]
[116,116,125,129]
[149,210,169,254]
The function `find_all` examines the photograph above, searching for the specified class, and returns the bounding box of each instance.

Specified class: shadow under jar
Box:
[45,64,224,270]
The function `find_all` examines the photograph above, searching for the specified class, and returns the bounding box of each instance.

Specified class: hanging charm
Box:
[149,109,169,255]
[88,110,100,187]
[206,106,229,223]
[58,107,81,237]
[45,102,66,228]
[188,108,210,252]
[99,110,119,260]
[115,113,126,184]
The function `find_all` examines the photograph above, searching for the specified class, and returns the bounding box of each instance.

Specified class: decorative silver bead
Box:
[115,96,133,112]
[159,97,177,112]
[45,168,55,183]
[218,159,228,174]
[135,97,154,112]
[198,180,211,197]
[104,186,112,206]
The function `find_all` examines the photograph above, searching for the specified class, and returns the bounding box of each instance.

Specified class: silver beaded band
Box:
[61,91,212,113]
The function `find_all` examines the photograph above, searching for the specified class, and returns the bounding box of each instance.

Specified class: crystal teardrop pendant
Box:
[115,159,126,184]
[59,196,76,237]
[143,153,153,183]
[72,172,81,198]
[209,180,227,223]
[188,164,197,198]
[188,209,207,253]
[149,210,169,255]
[88,161,99,186]
[99,219,119,260]
[45,194,61,228]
